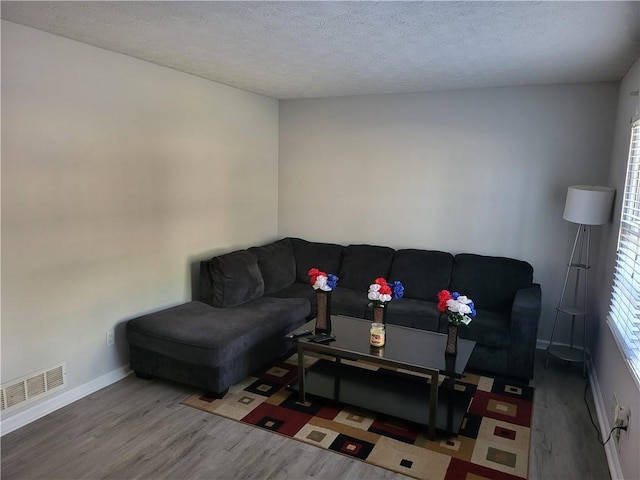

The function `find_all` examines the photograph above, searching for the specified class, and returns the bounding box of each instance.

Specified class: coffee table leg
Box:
[334,356,341,401]
[446,376,454,434]
[297,343,306,403]
[428,371,439,440]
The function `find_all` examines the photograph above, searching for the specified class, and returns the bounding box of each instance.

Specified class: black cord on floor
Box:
[583,375,627,446]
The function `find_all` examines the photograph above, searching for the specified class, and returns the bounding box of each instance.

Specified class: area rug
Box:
[182,355,533,480]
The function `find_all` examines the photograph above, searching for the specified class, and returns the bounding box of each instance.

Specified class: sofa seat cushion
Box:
[267,282,315,301]
[249,239,296,295]
[267,282,315,318]
[339,244,395,291]
[126,298,310,367]
[290,238,344,284]
[438,308,511,348]
[383,298,441,331]
[388,249,454,301]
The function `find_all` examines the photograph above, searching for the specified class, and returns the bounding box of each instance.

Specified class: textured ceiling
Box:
[2,1,639,99]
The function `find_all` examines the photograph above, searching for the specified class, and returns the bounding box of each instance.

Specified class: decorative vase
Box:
[315,291,332,334]
[444,351,456,374]
[446,323,458,355]
[372,305,386,324]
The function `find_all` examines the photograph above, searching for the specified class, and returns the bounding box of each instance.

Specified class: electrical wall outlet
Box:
[106,330,115,346]
[613,393,630,444]
[623,409,632,440]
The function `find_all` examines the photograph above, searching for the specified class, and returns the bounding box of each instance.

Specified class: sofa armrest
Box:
[508,283,542,380]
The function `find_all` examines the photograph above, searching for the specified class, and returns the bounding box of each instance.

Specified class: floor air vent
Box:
[1,363,67,411]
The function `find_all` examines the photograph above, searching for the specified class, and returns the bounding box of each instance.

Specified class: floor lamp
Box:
[545,185,615,377]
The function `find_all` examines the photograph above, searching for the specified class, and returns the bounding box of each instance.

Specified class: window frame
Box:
[607,119,640,385]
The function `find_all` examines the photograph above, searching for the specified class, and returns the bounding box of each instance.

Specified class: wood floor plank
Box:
[1,349,611,479]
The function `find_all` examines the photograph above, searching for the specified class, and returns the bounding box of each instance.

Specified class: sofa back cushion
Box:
[339,244,395,292]
[249,239,296,294]
[388,249,454,301]
[199,250,264,307]
[450,254,533,312]
[289,238,344,284]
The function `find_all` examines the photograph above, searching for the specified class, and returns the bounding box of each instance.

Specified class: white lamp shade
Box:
[563,185,615,225]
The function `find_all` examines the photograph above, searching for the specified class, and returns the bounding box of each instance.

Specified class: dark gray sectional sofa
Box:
[126,237,541,397]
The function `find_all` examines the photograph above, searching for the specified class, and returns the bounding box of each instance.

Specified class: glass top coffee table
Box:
[288,315,476,440]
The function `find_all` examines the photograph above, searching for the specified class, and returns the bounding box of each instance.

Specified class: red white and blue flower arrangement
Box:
[437,289,476,326]
[368,277,404,307]
[308,268,338,291]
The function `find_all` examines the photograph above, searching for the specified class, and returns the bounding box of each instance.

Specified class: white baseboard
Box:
[588,365,624,480]
[0,365,132,436]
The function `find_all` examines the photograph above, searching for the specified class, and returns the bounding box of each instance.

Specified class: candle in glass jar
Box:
[370,322,385,347]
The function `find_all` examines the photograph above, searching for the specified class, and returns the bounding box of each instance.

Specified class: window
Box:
[609,119,640,382]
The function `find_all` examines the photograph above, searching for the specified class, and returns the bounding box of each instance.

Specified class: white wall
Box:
[1,21,279,422]
[279,85,618,344]
[594,57,640,480]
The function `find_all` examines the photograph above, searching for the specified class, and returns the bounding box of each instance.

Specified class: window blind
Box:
[609,119,640,381]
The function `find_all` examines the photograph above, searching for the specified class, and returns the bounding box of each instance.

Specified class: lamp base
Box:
[547,344,585,364]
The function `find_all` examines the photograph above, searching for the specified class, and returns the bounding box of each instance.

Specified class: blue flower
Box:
[451,291,460,300]
[326,274,339,290]
[391,280,404,299]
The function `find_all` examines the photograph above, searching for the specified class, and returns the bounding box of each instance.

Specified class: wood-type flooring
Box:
[1,350,612,479]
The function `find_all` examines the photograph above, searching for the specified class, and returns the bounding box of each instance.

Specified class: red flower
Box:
[308,268,326,286]
[373,277,392,295]
[437,289,451,301]
[437,289,452,313]
[379,284,392,295]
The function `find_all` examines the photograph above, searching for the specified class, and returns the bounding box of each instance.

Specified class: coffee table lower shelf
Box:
[288,359,472,437]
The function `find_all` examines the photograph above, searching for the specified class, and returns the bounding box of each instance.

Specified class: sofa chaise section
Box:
[126,249,310,396]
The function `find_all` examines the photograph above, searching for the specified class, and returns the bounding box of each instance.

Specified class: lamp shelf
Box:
[557,305,586,316]
[547,344,585,364]
[568,262,590,270]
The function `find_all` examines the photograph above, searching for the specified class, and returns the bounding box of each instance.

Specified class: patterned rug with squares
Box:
[182,354,533,480]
